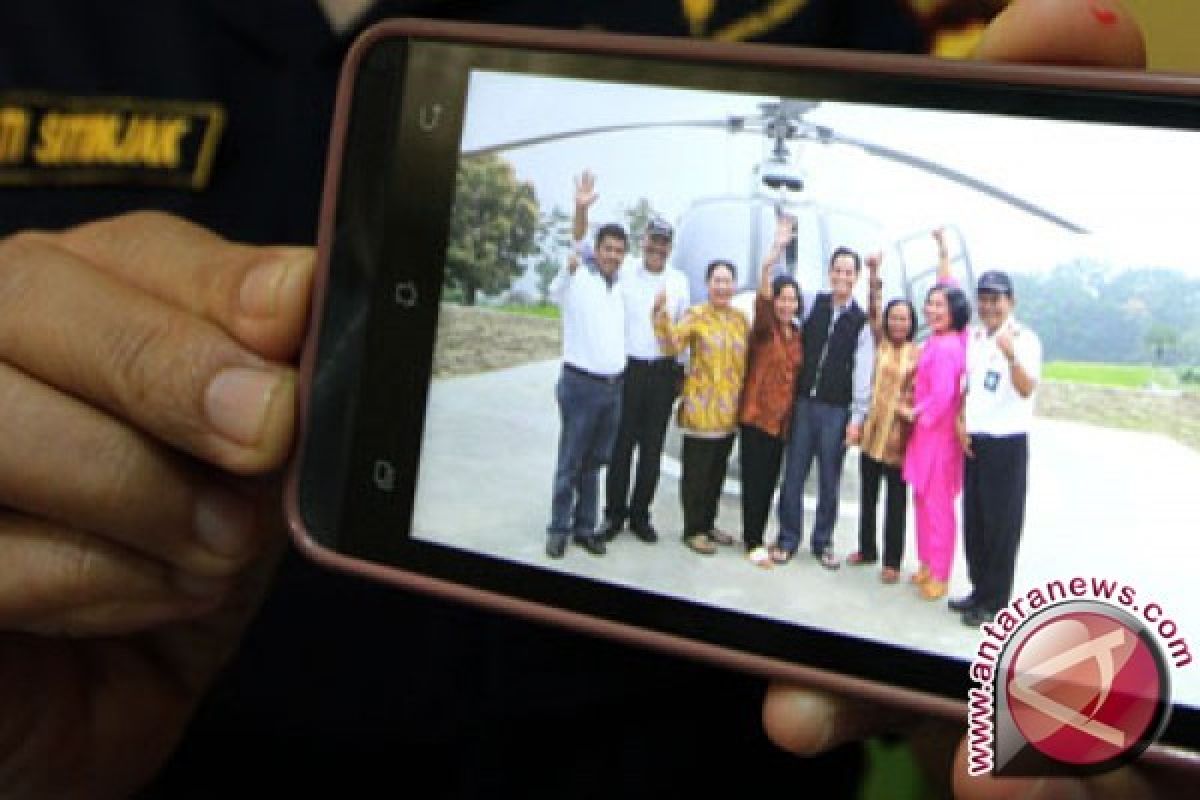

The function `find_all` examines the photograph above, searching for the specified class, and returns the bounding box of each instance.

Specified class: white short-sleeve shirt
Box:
[548,247,626,376]
[618,260,689,360]
[964,317,1043,436]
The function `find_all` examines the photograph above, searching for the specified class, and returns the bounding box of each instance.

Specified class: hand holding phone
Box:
[0,212,309,799]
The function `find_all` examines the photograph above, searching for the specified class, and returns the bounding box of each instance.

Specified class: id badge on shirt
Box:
[984,369,1002,392]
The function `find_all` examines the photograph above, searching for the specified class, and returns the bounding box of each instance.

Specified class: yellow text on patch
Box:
[0,107,31,163]
[33,112,191,168]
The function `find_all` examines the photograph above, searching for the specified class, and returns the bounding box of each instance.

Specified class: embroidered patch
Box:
[0,93,225,190]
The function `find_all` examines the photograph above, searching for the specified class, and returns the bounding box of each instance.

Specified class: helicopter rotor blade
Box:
[462,120,738,158]
[459,100,1085,233]
[827,131,1088,234]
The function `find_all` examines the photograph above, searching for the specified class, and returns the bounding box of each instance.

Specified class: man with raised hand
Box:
[951,270,1042,628]
[545,171,629,559]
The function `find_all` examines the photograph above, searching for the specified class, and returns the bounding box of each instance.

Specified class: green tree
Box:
[1146,323,1180,365]
[535,207,570,303]
[534,257,560,304]
[446,155,540,305]
[1018,261,1200,366]
[622,197,661,258]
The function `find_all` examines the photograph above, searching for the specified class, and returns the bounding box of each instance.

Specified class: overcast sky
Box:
[459,70,1200,281]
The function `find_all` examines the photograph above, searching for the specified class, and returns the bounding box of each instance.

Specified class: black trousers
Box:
[739,424,786,550]
[605,357,681,528]
[962,433,1029,612]
[680,434,736,538]
[857,452,907,568]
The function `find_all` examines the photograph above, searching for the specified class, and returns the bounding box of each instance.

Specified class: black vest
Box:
[797,293,867,407]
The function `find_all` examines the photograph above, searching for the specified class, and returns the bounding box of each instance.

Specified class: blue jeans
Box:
[776,398,850,554]
[547,367,622,538]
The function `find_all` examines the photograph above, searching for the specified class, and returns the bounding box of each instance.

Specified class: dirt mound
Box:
[433,304,561,378]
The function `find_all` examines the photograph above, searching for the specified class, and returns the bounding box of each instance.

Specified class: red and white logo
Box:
[992,601,1170,776]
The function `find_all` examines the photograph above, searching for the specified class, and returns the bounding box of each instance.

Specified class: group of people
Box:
[842,232,1044,630]
[545,171,1043,629]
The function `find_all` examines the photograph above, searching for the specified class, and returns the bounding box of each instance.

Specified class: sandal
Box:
[920,580,948,601]
[909,564,930,585]
[747,546,773,568]
[880,567,900,584]
[845,551,877,566]
[768,545,794,565]
[684,533,717,555]
[813,548,842,571]
[707,528,735,546]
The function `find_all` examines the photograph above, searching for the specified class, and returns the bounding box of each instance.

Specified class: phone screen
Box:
[298,32,1200,753]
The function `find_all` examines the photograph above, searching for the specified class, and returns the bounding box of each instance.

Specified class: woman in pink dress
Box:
[901,281,970,600]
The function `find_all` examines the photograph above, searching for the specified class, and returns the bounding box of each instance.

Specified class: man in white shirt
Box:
[545,173,629,559]
[951,270,1043,627]
[600,214,690,544]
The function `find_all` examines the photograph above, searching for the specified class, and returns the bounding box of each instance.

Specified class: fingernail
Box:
[204,366,284,446]
[194,488,256,558]
[240,250,311,318]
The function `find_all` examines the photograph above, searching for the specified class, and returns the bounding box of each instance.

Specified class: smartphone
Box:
[286,18,1200,768]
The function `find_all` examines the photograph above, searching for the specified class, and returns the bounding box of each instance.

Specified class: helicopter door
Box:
[893,225,975,341]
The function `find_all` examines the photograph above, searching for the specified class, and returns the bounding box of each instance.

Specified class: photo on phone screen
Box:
[404,63,1199,712]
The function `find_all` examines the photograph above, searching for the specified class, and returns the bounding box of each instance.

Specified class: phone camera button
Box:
[395,281,418,308]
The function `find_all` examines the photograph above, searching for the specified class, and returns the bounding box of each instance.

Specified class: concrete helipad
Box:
[411,358,1200,706]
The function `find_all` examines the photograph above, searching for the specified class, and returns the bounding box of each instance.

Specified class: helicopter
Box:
[461,93,1087,337]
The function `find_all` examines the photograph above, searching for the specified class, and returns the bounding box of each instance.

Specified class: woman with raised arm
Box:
[738,215,804,568]
[653,259,750,556]
[902,229,970,600]
[845,248,920,583]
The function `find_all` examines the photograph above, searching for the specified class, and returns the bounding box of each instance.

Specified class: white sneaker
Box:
[747,546,773,568]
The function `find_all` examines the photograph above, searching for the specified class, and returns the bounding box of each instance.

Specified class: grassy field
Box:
[496,303,560,319]
[1042,361,1176,389]
[1039,362,1199,452]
